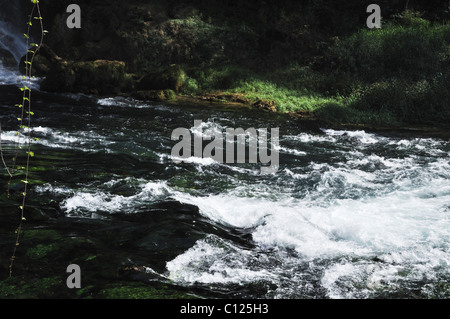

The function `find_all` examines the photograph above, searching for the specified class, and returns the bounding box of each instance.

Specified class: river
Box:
[1,60,450,298]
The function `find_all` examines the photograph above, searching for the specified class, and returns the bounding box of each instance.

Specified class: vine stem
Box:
[8,0,44,278]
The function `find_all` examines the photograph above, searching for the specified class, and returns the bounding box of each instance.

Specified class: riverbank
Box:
[146,92,450,139]
[5,0,447,134]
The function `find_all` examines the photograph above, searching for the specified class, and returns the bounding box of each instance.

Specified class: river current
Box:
[1,62,450,298]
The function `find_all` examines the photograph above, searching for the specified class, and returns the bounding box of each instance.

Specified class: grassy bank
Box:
[35,0,450,128]
[178,10,450,129]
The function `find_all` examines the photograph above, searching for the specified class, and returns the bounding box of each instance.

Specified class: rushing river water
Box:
[1,62,450,299]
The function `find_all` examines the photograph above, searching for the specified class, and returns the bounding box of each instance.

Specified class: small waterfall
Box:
[0,0,29,66]
[0,20,28,64]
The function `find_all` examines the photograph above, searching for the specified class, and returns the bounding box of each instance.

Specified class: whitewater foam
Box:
[57,180,172,216]
[27,123,450,298]
[322,129,381,144]
[166,235,277,285]
[0,126,117,152]
[97,96,176,112]
[163,130,450,297]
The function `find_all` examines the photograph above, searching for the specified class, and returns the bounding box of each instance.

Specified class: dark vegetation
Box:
[24,0,450,126]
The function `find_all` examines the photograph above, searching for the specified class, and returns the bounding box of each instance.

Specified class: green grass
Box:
[185,63,342,112]
[326,12,450,125]
[330,20,450,84]
[180,10,450,127]
[226,79,340,112]
[185,64,403,126]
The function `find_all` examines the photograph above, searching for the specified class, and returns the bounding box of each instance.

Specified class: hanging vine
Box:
[0,0,45,277]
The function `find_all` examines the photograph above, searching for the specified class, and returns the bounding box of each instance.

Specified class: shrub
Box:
[183,76,200,95]
[329,15,450,83]
[326,11,450,125]
[348,77,450,124]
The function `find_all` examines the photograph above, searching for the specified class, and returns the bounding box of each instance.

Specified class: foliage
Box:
[329,16,450,83]
[327,11,450,125]
[348,76,450,124]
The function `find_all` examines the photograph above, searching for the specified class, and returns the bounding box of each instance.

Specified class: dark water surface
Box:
[1,64,450,299]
